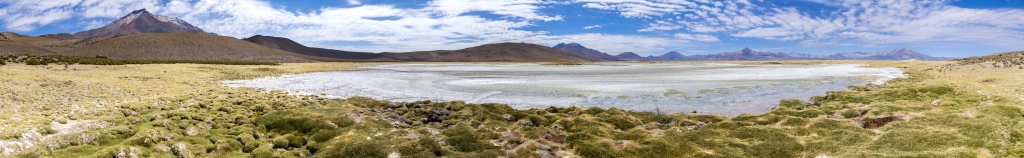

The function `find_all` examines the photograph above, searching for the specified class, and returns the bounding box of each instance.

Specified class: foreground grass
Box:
[1,61,1022,157]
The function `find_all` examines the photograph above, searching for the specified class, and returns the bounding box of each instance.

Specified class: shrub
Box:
[778,99,804,109]
[41,127,59,135]
[255,111,334,134]
[596,114,640,130]
[442,125,495,152]
[780,117,808,127]
[237,133,259,152]
[316,140,388,158]
[574,141,620,158]
[286,135,306,148]
[252,144,275,158]
[396,137,446,157]
[271,137,290,149]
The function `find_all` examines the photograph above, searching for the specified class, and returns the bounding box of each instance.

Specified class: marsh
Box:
[226,63,905,115]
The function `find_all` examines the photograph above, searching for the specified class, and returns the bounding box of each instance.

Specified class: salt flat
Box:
[224,63,905,115]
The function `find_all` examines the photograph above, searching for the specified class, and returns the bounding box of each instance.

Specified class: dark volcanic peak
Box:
[553,42,618,61]
[651,51,686,61]
[615,52,645,60]
[243,35,381,60]
[740,47,754,55]
[73,9,205,38]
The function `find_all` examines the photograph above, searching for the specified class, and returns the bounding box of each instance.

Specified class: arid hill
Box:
[243,35,382,60]
[944,51,1024,69]
[70,33,313,62]
[0,32,64,55]
[244,35,595,62]
[377,43,593,62]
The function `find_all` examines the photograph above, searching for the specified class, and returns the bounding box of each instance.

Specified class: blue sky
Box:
[2,0,1023,57]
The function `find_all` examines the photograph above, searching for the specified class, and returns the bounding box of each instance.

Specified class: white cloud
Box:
[4,0,1020,54]
[346,0,361,5]
[583,25,601,29]
[0,0,164,31]
[674,33,719,42]
[583,0,1024,48]
[575,0,698,18]
[428,0,561,21]
[530,33,686,55]
[637,20,682,32]
[0,0,575,52]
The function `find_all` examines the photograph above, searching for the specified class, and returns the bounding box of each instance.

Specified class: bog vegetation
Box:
[1,60,1022,157]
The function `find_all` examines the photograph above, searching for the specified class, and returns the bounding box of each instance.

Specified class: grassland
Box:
[0,60,1021,157]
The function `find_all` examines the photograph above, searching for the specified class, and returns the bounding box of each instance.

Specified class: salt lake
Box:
[224,63,905,116]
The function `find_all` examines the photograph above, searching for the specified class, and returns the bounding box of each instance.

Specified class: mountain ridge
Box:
[636,48,949,61]
[73,9,205,38]
[552,43,618,61]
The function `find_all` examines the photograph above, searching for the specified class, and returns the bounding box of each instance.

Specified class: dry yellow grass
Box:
[0,63,358,151]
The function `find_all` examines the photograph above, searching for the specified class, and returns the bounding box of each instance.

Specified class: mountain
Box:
[0,10,315,62]
[635,48,947,61]
[73,9,205,38]
[615,52,645,61]
[552,43,618,61]
[828,48,948,61]
[0,32,23,41]
[243,35,382,60]
[69,33,313,62]
[944,51,1023,69]
[243,36,594,62]
[651,51,685,60]
[685,48,820,61]
[379,43,593,62]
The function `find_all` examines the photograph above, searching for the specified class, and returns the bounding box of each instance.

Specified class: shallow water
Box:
[224,63,905,116]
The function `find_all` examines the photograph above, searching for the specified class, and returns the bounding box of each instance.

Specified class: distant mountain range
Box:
[552,44,951,61]
[0,9,952,63]
[245,35,590,62]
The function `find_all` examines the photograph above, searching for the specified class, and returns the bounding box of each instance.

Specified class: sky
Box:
[1,0,1023,57]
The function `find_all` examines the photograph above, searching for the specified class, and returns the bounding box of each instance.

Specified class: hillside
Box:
[74,9,205,38]
[70,33,314,62]
[615,52,645,60]
[380,43,593,62]
[243,35,382,60]
[943,51,1024,69]
[552,43,618,61]
[0,42,58,55]
[243,36,597,62]
[650,51,685,60]
[0,32,66,55]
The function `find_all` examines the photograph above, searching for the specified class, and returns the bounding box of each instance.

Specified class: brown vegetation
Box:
[70,33,314,62]
[0,32,317,63]
[944,51,1024,69]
